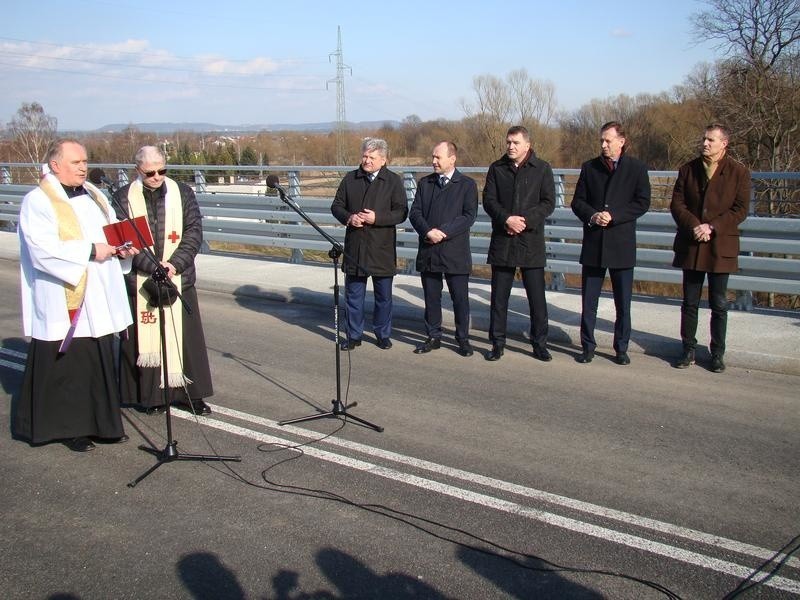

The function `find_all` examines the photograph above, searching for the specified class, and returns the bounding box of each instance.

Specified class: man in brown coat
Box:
[670,123,750,373]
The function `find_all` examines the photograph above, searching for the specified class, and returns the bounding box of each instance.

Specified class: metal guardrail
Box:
[2,163,799,215]
[1,181,797,310]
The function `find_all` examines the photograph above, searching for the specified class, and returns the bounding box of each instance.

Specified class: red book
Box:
[103,216,154,250]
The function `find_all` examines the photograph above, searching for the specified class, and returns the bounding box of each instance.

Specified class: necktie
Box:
[439,176,449,188]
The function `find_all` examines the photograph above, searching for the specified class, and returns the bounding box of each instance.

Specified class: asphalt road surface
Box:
[0,259,797,600]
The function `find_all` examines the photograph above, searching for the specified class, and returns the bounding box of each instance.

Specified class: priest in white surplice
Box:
[14,139,139,453]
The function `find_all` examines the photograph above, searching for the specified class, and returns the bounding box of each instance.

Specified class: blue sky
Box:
[1,0,720,131]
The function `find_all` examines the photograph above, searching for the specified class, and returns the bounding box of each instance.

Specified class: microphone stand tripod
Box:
[268,181,383,432]
[93,176,241,487]
[128,264,240,488]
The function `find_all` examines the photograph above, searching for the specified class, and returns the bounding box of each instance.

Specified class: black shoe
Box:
[532,346,552,362]
[456,341,473,357]
[413,337,441,354]
[485,345,504,361]
[64,437,95,452]
[577,350,594,364]
[615,352,631,365]
[376,337,393,350]
[175,399,212,416]
[675,349,695,369]
[710,355,726,373]
[93,434,129,444]
[192,399,212,415]
[145,405,166,415]
[340,339,362,351]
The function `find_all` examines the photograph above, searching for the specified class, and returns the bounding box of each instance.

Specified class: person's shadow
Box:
[177,552,247,600]
[272,547,452,600]
[457,544,604,599]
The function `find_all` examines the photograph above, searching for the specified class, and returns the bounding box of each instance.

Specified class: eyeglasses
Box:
[141,168,167,177]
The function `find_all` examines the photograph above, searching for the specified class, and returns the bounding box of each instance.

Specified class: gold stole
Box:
[126,178,189,388]
[38,174,112,321]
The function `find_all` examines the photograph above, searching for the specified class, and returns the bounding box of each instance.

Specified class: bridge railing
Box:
[1,165,798,310]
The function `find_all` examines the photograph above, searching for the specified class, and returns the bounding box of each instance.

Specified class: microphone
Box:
[88,168,117,191]
[266,174,287,195]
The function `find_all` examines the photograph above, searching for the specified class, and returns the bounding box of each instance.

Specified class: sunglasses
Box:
[141,168,167,177]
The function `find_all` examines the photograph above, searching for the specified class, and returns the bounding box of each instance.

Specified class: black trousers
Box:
[680,270,730,357]
[420,271,470,342]
[580,265,634,353]
[489,266,548,348]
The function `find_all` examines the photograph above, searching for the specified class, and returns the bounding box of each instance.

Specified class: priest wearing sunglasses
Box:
[113,146,214,417]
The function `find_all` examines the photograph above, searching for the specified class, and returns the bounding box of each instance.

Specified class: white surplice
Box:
[19,176,133,341]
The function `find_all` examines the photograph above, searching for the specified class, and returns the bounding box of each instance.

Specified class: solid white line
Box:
[208,403,800,569]
[173,411,800,594]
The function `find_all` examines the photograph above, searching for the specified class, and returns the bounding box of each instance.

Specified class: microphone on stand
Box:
[266,174,287,196]
[266,175,300,209]
[88,168,117,193]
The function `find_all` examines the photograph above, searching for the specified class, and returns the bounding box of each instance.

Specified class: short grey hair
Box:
[46,138,84,164]
[134,145,167,167]
[361,138,389,158]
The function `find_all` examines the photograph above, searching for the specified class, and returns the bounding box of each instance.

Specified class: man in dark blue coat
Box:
[483,126,556,362]
[571,121,651,365]
[331,138,408,350]
[409,141,478,357]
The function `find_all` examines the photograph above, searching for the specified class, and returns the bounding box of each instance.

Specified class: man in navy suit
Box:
[409,141,478,357]
[571,121,651,365]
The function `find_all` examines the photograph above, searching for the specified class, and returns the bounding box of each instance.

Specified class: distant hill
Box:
[91,120,401,134]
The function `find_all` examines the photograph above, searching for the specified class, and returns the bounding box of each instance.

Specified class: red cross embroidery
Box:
[140,311,157,324]
[168,230,180,243]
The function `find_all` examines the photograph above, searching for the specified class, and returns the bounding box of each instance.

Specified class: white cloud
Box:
[202,56,281,76]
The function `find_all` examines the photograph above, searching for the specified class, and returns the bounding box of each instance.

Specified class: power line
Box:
[0,60,326,92]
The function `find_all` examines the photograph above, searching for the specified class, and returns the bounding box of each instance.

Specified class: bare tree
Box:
[692,0,800,70]
[461,70,559,163]
[688,0,800,175]
[507,69,557,127]
[9,102,57,166]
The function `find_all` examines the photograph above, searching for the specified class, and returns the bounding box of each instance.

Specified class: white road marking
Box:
[173,409,800,594]
[210,404,800,569]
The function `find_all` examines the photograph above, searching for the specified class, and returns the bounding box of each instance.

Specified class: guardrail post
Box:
[734,290,753,311]
[736,184,757,308]
[554,173,565,208]
[0,166,10,184]
[548,270,566,291]
[400,171,418,274]
[288,171,300,197]
[194,170,207,194]
[286,171,304,263]
[403,171,417,202]
[549,173,567,290]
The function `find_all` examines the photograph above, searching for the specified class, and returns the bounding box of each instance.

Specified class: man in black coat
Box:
[483,126,556,362]
[331,138,408,350]
[409,141,478,357]
[570,121,651,365]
